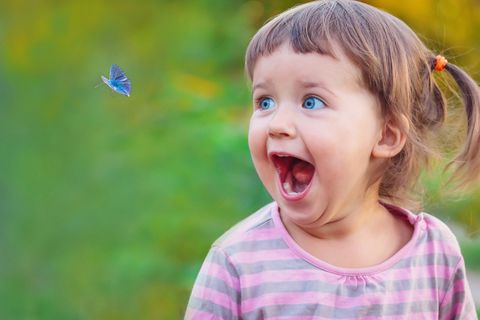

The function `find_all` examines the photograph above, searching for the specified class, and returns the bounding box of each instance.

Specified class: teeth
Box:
[283,182,298,195]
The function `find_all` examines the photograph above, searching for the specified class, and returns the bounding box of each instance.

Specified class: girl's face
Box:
[248,43,385,230]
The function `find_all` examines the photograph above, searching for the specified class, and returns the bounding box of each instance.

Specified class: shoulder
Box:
[416,211,463,262]
[212,202,282,253]
[420,212,460,247]
[384,202,462,256]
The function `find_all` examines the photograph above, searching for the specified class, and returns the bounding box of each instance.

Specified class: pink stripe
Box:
[241,288,439,312]
[240,227,278,241]
[392,264,455,279]
[241,268,332,287]
[239,264,454,287]
[185,308,222,320]
[266,314,440,320]
[192,286,238,315]
[441,277,468,301]
[452,277,470,292]
[202,261,240,289]
[223,229,279,248]
[216,204,275,247]
[357,313,439,320]
[232,249,297,264]
[443,301,477,319]
[267,317,329,320]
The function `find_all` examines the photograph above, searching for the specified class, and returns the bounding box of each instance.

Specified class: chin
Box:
[278,200,326,226]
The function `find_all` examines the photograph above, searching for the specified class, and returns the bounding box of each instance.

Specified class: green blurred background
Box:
[1,0,479,318]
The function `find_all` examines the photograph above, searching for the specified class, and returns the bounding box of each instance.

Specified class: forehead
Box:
[252,43,364,90]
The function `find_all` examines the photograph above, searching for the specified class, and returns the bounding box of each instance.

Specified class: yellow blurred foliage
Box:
[173,73,221,100]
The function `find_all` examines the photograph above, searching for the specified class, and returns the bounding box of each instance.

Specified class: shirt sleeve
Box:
[185,246,241,320]
[439,258,478,320]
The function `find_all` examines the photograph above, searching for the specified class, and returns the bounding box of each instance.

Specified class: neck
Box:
[282,182,388,241]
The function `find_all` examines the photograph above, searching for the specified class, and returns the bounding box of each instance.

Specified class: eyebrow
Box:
[252,82,267,93]
[299,81,337,97]
[252,81,337,98]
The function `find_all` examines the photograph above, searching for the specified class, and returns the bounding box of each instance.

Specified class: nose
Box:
[268,104,296,138]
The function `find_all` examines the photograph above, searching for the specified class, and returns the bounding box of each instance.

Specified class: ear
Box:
[372,115,408,159]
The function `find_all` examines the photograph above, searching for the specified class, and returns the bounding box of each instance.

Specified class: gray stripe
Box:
[242,300,438,319]
[439,266,472,318]
[416,227,459,246]
[427,228,449,242]
[414,230,429,247]
[213,204,274,247]
[197,274,240,304]
[186,296,238,320]
[441,291,476,319]
[236,258,313,275]
[453,267,465,282]
[392,253,460,269]
[241,276,450,300]
[252,218,275,230]
[224,238,288,255]
[208,247,240,279]
[440,290,466,317]
[234,252,460,276]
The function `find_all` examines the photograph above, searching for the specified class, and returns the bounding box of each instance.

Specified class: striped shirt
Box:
[186,202,477,319]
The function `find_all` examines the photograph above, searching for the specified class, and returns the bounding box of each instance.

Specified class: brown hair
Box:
[245,0,480,210]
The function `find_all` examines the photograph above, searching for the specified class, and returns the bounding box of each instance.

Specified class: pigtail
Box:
[442,61,480,188]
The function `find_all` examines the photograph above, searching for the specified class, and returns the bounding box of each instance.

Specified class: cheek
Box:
[248,118,266,157]
[247,126,260,159]
[306,124,369,176]
[248,120,275,188]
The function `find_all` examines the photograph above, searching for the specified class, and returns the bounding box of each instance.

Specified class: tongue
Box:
[291,160,314,186]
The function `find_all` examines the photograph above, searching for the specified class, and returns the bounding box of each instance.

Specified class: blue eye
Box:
[302,96,326,110]
[258,97,275,110]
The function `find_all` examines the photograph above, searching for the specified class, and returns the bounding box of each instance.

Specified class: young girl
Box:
[186,1,479,318]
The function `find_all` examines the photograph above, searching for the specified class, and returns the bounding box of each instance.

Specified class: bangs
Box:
[245,1,340,80]
[244,0,399,93]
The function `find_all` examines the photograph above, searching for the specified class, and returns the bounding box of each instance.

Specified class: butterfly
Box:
[101,64,131,97]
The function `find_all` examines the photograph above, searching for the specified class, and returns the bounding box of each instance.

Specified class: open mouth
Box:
[271,154,315,199]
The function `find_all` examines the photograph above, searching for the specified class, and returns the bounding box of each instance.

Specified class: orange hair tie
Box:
[434,55,448,72]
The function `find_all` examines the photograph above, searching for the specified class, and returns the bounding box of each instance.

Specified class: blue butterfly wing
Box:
[109,64,131,96]
[101,75,117,91]
[121,78,131,96]
[110,64,127,81]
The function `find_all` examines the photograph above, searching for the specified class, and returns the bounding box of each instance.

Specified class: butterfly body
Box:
[101,64,131,97]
